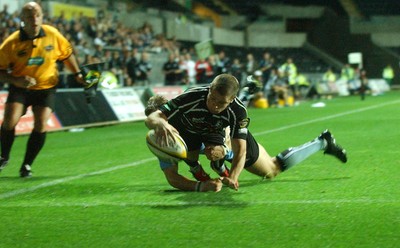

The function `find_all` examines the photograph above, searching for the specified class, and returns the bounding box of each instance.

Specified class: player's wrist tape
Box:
[195,181,202,192]
[74,71,82,77]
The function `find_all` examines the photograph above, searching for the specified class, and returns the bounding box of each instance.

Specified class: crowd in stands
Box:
[0,3,325,92]
[0,3,392,106]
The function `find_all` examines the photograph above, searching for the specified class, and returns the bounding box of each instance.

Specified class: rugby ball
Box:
[146,130,187,162]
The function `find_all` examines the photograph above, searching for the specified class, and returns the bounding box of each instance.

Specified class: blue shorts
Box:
[159,159,175,170]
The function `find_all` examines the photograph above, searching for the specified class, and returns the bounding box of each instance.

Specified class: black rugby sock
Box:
[1,126,15,160]
[23,131,47,166]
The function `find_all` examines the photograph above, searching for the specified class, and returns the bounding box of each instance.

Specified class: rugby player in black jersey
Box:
[146,74,248,190]
[145,74,347,191]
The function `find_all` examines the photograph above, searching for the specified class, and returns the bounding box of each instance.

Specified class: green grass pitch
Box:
[0,92,399,247]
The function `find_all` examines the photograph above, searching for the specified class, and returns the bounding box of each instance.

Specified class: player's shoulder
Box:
[177,85,208,100]
[41,24,63,35]
[1,30,20,45]
[232,97,247,111]
[184,85,209,94]
[41,24,54,31]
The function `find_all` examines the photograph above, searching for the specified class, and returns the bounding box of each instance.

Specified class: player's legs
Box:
[2,102,25,130]
[245,143,282,178]
[22,105,51,166]
[276,130,347,171]
[1,102,25,163]
[32,105,52,132]
[20,87,59,177]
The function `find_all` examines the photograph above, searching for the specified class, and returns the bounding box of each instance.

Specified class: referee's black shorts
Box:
[6,85,56,111]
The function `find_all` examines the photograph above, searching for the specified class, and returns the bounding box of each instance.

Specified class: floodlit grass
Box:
[1,92,399,247]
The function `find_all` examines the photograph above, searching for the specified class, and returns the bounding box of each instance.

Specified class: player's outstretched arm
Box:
[224,138,247,190]
[163,165,222,192]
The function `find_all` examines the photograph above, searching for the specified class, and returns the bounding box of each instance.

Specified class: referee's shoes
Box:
[20,164,32,178]
[0,157,8,172]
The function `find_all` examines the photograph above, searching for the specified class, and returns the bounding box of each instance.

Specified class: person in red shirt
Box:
[194,57,213,84]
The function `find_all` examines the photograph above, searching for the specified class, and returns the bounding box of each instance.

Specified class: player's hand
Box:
[200,178,223,192]
[154,123,179,147]
[14,76,36,88]
[221,177,239,191]
[75,72,86,85]
[204,145,226,161]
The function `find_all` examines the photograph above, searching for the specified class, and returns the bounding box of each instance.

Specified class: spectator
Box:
[85,17,97,39]
[216,50,230,74]
[322,67,337,94]
[139,22,154,47]
[230,58,244,85]
[126,48,138,86]
[382,64,394,88]
[245,53,258,80]
[107,50,124,80]
[258,51,273,88]
[180,52,196,85]
[208,54,219,76]
[265,68,289,107]
[195,57,213,85]
[279,57,298,102]
[359,69,369,100]
[134,52,152,86]
[340,63,356,94]
[162,53,181,86]
[296,73,310,100]
[1,4,10,19]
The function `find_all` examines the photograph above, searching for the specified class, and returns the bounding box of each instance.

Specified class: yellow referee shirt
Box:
[0,24,73,90]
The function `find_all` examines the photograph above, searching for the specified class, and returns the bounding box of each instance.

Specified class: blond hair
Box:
[144,95,168,116]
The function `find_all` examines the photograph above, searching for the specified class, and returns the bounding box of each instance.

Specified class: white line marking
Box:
[1,198,398,208]
[0,158,156,200]
[1,99,399,200]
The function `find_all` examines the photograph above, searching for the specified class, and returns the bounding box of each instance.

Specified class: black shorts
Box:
[192,128,259,168]
[7,85,56,110]
[243,131,259,167]
[179,129,225,152]
[225,131,259,168]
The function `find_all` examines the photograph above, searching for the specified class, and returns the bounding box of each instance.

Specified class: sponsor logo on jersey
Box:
[45,45,54,51]
[27,57,44,66]
[239,118,250,128]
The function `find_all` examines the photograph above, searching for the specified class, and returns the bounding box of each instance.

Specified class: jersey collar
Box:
[19,26,46,41]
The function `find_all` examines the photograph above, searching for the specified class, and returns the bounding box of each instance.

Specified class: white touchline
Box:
[0,157,156,200]
[1,198,398,207]
[1,99,399,200]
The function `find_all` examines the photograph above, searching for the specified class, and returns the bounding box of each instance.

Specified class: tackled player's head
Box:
[145,95,168,116]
